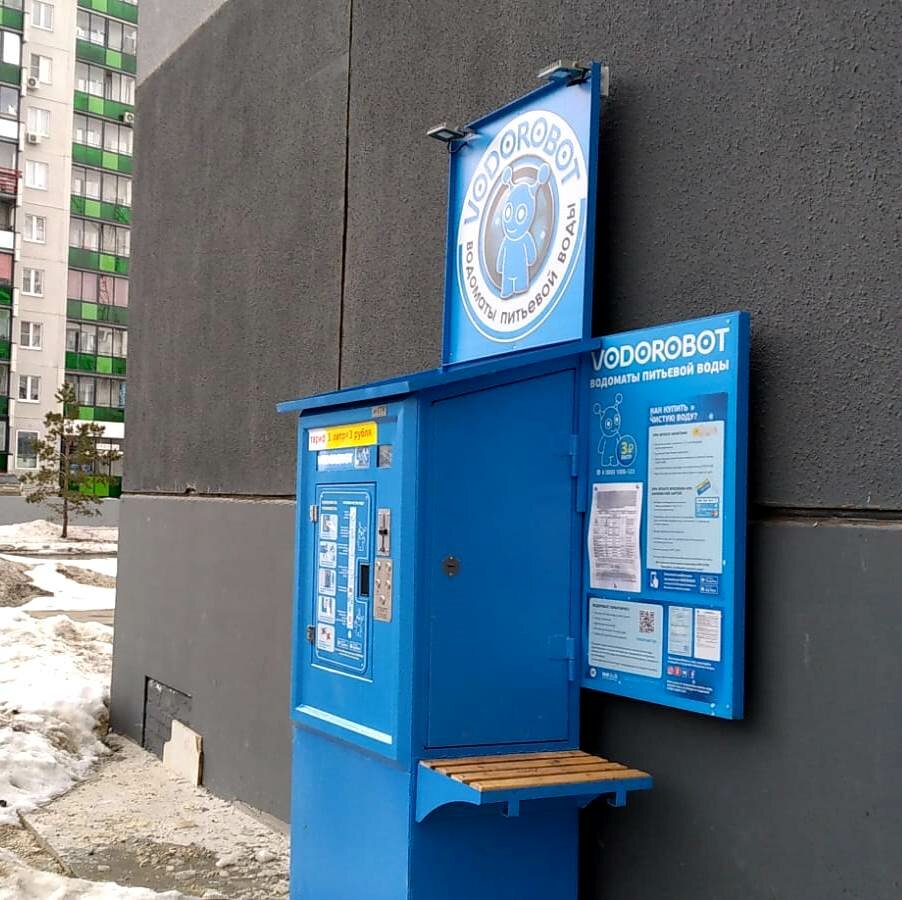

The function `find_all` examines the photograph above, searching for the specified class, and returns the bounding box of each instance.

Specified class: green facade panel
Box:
[64,353,126,374]
[0,339,11,361]
[0,62,19,87]
[73,91,134,123]
[0,7,23,29]
[93,406,124,423]
[69,247,130,276]
[0,284,9,306]
[75,41,137,75]
[0,397,7,416]
[67,300,129,326]
[71,194,131,225]
[78,0,138,24]
[72,142,133,174]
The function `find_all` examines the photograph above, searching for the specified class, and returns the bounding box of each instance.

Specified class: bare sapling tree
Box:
[18,382,121,538]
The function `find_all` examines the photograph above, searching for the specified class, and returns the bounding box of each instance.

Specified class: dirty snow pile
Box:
[0,609,112,825]
[0,519,118,554]
[0,848,194,899]
[4,554,117,612]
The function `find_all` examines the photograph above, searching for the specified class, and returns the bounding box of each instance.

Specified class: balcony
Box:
[0,167,18,197]
[0,6,23,30]
[73,142,133,175]
[76,38,136,75]
[77,0,137,25]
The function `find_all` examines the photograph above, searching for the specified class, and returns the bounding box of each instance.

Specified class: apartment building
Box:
[0,0,135,493]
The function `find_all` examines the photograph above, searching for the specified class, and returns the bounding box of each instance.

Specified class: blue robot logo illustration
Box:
[454,109,589,344]
[495,163,551,298]
[594,394,638,467]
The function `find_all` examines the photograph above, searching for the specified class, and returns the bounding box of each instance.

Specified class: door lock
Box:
[305,624,315,644]
[441,555,461,577]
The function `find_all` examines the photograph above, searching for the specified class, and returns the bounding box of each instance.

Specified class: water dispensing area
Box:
[279,61,749,900]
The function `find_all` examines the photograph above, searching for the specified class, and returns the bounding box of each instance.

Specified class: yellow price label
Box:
[308,421,378,451]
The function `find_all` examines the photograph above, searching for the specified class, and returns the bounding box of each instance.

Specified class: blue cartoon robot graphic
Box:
[593,394,637,468]
[496,163,550,298]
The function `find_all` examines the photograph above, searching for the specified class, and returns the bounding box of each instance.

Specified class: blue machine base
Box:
[290,728,578,900]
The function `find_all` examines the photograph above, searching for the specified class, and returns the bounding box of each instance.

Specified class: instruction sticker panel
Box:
[582,313,749,719]
[313,487,372,678]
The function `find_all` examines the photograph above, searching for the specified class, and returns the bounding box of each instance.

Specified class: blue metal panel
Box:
[275,336,602,416]
[410,804,578,899]
[580,312,750,718]
[441,63,603,365]
[290,727,412,900]
[422,367,578,748]
[293,400,419,762]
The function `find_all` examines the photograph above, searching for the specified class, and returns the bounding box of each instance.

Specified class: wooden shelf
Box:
[416,750,651,822]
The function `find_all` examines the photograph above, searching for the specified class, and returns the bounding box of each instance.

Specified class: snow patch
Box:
[1,555,117,612]
[0,609,112,825]
[0,520,117,554]
[0,848,194,898]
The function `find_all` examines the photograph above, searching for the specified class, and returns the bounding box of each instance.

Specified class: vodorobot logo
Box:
[456,109,587,343]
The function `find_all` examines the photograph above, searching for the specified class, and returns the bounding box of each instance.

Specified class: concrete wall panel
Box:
[580,518,902,899]
[110,494,294,820]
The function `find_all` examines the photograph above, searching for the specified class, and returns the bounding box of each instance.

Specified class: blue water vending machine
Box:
[278,61,749,899]
[279,346,653,900]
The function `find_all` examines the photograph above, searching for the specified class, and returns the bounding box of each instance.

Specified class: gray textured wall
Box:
[111,0,902,895]
[125,0,350,495]
[126,0,902,510]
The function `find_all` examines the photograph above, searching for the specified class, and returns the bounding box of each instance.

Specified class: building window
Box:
[15,430,38,468]
[1,1,24,10]
[24,160,48,190]
[73,115,132,156]
[76,64,134,105]
[0,306,9,340]
[65,322,77,351]
[19,320,41,349]
[18,374,39,402]
[24,213,45,243]
[31,0,53,30]
[68,270,128,307]
[70,218,101,252]
[22,267,43,296]
[0,85,18,120]
[29,53,51,84]
[77,376,94,405]
[26,106,50,138]
[112,328,126,357]
[79,323,96,354]
[0,363,7,394]
[0,31,20,67]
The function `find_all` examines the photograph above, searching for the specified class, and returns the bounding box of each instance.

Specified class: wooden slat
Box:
[433,756,608,777]
[421,750,589,771]
[453,762,626,785]
[473,768,650,792]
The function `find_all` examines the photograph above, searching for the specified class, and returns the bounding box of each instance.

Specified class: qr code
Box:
[639,609,656,634]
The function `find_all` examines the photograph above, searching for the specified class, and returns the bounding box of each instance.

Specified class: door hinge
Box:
[549,635,578,682]
[565,636,576,682]
[568,434,579,477]
[305,624,315,644]
[309,504,318,522]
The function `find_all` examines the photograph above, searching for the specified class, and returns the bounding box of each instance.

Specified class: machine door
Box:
[425,369,577,748]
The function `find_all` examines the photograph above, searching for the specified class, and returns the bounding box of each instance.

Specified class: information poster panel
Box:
[313,486,373,679]
[581,313,749,718]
